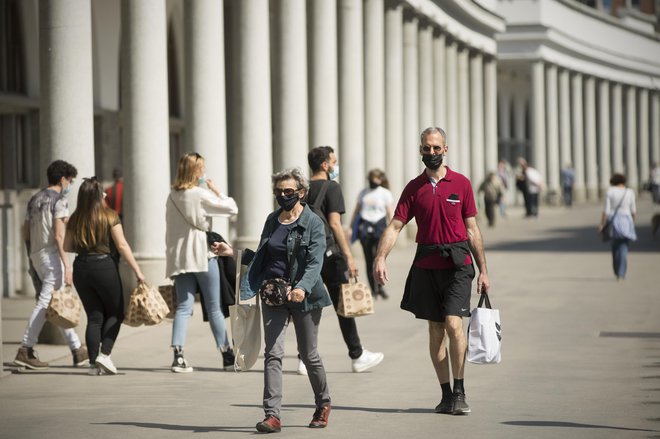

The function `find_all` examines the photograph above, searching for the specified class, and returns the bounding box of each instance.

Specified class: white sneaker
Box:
[95,353,118,375]
[351,349,384,373]
[297,359,308,376]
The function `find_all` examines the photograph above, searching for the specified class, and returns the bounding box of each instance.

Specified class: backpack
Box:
[305,181,343,262]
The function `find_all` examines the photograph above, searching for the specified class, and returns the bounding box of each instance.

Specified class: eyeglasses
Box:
[273,188,299,197]
[422,144,444,154]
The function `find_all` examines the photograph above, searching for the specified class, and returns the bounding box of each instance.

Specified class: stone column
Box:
[651,91,660,166]
[445,37,459,169]
[385,0,404,195]
[513,94,527,162]
[229,0,273,248]
[39,0,95,196]
[545,64,560,204]
[469,51,484,186]
[597,79,612,196]
[571,72,586,202]
[625,86,639,190]
[584,75,598,201]
[531,60,547,192]
[403,11,419,181]
[184,0,229,235]
[612,83,624,173]
[638,88,650,186]
[498,88,512,162]
[121,0,170,284]
[308,0,338,148]
[418,20,434,129]
[484,56,498,173]
[364,0,385,171]
[338,0,365,212]
[457,45,470,175]
[272,0,309,172]
[433,32,446,131]
[558,69,572,173]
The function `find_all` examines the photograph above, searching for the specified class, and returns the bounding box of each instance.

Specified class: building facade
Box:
[0,0,504,299]
[496,0,660,203]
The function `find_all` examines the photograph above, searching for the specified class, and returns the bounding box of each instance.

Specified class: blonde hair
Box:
[67,177,118,250]
[173,152,204,191]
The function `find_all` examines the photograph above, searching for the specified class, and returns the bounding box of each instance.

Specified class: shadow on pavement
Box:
[502,420,659,432]
[97,422,254,434]
[233,403,433,414]
[488,225,660,253]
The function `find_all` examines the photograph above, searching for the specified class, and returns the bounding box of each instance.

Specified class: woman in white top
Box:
[350,169,394,299]
[166,152,238,372]
[598,173,637,281]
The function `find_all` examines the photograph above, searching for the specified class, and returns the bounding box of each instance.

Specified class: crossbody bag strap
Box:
[169,194,208,232]
[311,180,331,212]
[610,190,627,218]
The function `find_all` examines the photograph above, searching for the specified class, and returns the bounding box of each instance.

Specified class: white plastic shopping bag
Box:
[467,293,501,364]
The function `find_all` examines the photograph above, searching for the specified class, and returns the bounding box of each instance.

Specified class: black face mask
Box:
[422,154,444,170]
[276,193,299,211]
[369,181,380,189]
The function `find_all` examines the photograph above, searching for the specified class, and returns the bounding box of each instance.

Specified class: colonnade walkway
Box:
[1,197,659,439]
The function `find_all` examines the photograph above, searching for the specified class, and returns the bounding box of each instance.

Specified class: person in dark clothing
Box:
[301,146,384,375]
[64,177,145,375]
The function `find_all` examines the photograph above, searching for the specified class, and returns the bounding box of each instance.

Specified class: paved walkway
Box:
[1,198,659,439]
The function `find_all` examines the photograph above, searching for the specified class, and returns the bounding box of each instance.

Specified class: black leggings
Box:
[73,256,124,363]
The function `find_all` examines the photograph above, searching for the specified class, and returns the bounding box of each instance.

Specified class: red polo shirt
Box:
[393,167,477,269]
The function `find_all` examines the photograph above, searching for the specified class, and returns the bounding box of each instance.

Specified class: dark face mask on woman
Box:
[369,180,380,189]
[276,193,299,211]
[422,153,444,170]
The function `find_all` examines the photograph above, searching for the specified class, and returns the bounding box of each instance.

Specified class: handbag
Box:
[601,192,626,243]
[158,284,176,319]
[337,277,374,318]
[230,248,261,371]
[467,293,501,364]
[46,285,82,329]
[258,233,302,307]
[124,282,170,327]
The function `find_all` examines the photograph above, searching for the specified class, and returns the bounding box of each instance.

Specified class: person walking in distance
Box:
[373,127,491,415]
[14,160,89,370]
[349,169,394,299]
[301,146,384,375]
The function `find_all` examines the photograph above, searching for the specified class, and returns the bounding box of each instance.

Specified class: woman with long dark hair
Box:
[64,177,145,375]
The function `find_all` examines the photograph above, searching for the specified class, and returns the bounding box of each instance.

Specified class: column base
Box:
[544,189,561,206]
[586,187,600,202]
[573,187,587,204]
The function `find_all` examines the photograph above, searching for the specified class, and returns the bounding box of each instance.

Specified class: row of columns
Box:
[37,0,501,282]
[501,61,660,202]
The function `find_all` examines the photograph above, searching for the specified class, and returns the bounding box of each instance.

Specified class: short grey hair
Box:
[420,127,447,145]
[272,167,309,191]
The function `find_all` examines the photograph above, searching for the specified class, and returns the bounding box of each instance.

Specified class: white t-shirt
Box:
[26,188,69,257]
[357,186,393,223]
[604,186,636,216]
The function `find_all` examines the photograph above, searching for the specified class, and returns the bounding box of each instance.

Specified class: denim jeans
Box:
[171,258,229,350]
[22,251,82,350]
[262,305,330,417]
[611,238,629,279]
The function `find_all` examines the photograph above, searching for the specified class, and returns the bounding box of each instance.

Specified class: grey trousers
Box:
[262,305,331,418]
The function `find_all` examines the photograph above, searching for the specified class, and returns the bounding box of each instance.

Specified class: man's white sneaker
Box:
[351,349,384,373]
[297,359,308,376]
[95,353,118,375]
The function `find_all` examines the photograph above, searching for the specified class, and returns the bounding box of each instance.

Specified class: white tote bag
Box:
[467,293,502,364]
[229,248,261,371]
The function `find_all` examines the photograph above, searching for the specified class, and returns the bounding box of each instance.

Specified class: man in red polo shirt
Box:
[373,127,490,416]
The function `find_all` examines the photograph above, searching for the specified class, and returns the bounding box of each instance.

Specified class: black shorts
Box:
[401,264,475,322]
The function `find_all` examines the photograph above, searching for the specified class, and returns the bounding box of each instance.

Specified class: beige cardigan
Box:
[165,186,238,278]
